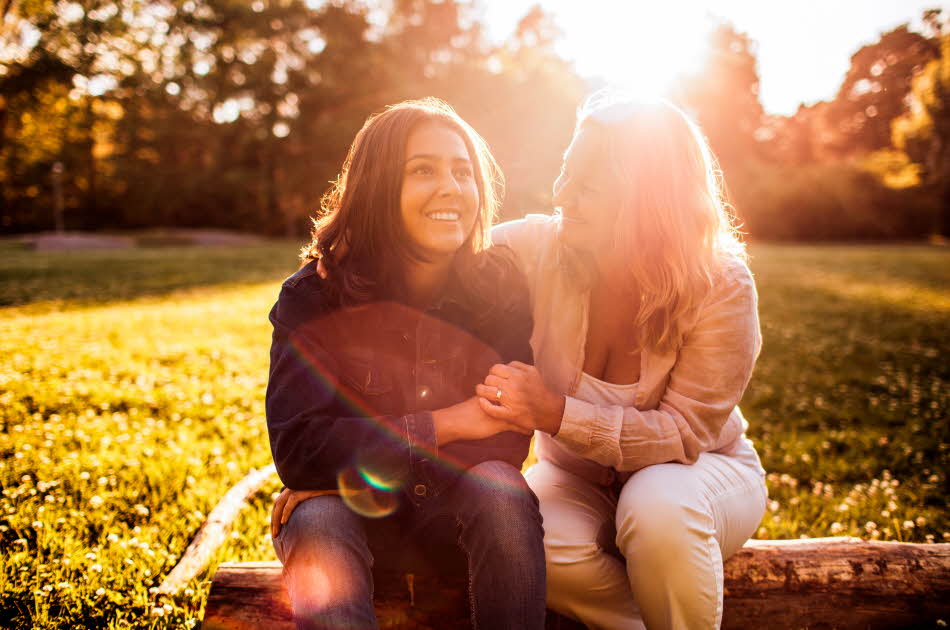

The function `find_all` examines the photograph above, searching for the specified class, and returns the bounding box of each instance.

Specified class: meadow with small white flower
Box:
[1,241,947,628]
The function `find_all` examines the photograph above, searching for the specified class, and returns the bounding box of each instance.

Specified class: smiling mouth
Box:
[425,210,460,221]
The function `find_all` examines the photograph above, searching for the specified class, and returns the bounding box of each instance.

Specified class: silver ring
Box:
[495,388,503,403]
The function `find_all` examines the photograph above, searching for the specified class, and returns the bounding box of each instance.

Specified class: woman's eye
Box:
[454,167,473,178]
[411,165,433,175]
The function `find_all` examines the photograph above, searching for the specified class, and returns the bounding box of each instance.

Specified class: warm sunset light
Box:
[3,0,948,627]
[483,0,946,115]
[552,4,710,97]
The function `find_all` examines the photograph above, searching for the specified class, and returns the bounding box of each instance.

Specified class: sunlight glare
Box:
[554,3,711,97]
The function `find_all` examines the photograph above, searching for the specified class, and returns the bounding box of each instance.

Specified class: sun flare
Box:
[553,3,712,98]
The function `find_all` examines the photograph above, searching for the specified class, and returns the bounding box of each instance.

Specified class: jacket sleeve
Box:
[552,262,762,471]
[265,281,438,494]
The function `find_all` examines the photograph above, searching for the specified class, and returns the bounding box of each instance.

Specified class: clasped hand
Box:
[475,361,565,436]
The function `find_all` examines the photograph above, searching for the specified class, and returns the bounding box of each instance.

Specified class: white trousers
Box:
[526,453,767,630]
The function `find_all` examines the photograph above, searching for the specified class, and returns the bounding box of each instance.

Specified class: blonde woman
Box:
[476,93,768,629]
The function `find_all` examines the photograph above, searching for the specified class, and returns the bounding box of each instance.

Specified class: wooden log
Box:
[201,538,950,630]
[722,537,950,629]
[158,464,277,596]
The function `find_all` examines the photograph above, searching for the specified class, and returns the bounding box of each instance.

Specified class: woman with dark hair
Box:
[265,98,546,630]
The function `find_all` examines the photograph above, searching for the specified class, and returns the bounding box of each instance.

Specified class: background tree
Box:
[825,25,937,155]
[675,23,765,170]
[892,30,950,236]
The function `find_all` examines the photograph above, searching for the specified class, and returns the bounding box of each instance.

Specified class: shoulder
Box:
[490,213,559,258]
[715,255,756,293]
[282,260,320,289]
[271,261,336,329]
[699,255,758,316]
[457,245,529,302]
[473,244,522,281]
[453,245,532,325]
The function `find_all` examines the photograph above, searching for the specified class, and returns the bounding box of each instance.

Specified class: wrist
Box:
[432,405,460,445]
[544,393,565,435]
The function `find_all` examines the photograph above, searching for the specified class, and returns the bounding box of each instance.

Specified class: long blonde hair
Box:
[577,92,746,352]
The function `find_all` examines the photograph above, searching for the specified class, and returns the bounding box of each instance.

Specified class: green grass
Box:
[0,241,300,310]
[1,242,948,628]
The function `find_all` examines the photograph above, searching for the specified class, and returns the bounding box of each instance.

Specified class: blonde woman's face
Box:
[400,122,479,261]
[553,126,621,258]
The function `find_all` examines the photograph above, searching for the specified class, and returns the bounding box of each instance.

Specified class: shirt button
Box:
[414,484,427,497]
[419,386,430,399]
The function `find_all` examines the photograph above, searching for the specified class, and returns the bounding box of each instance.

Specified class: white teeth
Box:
[426,211,460,221]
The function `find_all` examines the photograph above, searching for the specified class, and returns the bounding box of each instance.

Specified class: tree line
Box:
[1,1,947,240]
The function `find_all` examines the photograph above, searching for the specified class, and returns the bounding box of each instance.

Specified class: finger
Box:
[478,395,517,419]
[271,489,290,537]
[271,506,280,538]
[282,493,303,525]
[483,374,506,389]
[488,363,516,379]
[475,383,502,402]
[508,361,533,372]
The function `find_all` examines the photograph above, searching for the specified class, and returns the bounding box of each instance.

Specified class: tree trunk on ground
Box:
[198,538,950,630]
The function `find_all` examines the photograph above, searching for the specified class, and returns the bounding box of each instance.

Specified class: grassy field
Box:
[1,241,947,628]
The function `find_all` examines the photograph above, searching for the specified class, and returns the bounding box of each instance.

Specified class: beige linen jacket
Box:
[492,214,764,486]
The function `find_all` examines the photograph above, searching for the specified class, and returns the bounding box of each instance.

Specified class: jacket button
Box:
[419,386,430,399]
[414,484,427,497]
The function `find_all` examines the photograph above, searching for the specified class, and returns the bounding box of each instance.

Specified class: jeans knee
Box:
[276,496,367,564]
[462,461,540,517]
[455,461,543,550]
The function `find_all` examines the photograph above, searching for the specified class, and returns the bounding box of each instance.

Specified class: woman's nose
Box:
[438,169,462,196]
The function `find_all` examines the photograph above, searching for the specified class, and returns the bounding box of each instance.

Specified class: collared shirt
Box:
[493,214,764,486]
[265,247,533,505]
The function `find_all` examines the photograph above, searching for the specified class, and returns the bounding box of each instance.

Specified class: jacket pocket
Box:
[339,352,394,396]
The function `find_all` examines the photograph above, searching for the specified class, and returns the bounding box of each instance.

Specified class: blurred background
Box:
[2,0,949,242]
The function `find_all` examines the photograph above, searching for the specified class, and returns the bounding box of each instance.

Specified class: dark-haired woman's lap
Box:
[273,460,545,630]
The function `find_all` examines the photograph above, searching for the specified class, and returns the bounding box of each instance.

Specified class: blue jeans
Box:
[272,460,546,630]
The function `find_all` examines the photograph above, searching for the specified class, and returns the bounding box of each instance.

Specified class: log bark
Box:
[201,538,950,630]
[722,537,950,629]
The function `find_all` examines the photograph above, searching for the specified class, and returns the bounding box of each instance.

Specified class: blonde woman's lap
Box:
[526,454,765,630]
[615,452,767,630]
[525,461,644,630]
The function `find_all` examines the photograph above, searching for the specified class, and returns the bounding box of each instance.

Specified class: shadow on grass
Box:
[0,242,304,310]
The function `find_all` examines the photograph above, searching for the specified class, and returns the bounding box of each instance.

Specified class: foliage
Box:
[752,10,948,238]
[4,3,949,240]
[727,159,936,240]
[1,242,947,627]
[0,0,583,235]
[826,25,937,153]
[892,31,950,236]
[675,23,765,169]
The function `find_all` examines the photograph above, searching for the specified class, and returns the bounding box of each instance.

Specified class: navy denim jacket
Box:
[266,246,533,506]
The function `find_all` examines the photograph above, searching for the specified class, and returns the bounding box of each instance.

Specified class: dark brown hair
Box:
[301,98,504,304]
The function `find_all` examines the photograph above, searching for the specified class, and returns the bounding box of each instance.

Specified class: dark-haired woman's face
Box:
[400,121,479,261]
